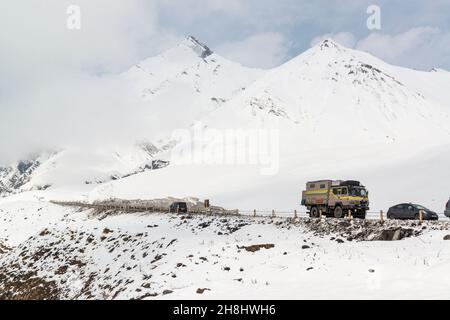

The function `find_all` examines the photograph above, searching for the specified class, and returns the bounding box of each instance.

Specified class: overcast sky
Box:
[0,1,449,164]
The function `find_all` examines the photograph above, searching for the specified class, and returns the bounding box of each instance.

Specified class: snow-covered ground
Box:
[0,199,449,300]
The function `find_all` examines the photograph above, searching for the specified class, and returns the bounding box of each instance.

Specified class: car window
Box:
[396,205,404,209]
[341,188,348,195]
[408,205,414,211]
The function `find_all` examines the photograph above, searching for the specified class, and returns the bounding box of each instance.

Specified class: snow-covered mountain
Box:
[203,39,449,147]
[1,37,449,213]
[84,39,450,213]
[122,36,264,130]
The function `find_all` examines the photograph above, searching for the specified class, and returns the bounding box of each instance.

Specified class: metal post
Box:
[294,209,298,219]
[253,209,256,217]
[380,210,384,222]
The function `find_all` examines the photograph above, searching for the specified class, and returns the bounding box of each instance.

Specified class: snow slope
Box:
[86,142,450,214]
[1,205,449,299]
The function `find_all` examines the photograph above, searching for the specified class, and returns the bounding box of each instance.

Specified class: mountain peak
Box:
[181,36,213,59]
[314,38,345,51]
[430,67,448,73]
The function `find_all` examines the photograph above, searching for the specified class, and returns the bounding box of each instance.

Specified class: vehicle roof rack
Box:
[340,180,361,186]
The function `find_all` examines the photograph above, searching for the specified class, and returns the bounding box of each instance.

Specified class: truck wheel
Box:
[310,207,320,218]
[334,206,343,219]
[359,211,366,219]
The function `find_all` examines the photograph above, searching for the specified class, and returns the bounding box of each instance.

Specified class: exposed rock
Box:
[196,288,210,294]
[374,228,415,241]
[0,152,55,196]
[238,244,275,252]
[0,242,10,255]
[302,218,422,241]
[103,228,113,234]
[39,229,50,237]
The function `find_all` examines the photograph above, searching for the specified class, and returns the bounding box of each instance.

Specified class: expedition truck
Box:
[301,180,369,219]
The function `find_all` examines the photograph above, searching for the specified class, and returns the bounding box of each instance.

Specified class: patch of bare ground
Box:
[0,271,60,300]
[238,244,275,252]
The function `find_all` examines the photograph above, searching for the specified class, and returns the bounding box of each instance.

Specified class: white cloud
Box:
[356,27,450,70]
[215,32,290,68]
[0,1,173,164]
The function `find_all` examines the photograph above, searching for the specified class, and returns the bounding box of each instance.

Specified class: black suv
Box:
[169,202,188,213]
[387,203,439,220]
[445,198,450,218]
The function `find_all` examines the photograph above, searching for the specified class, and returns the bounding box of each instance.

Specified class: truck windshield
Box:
[349,187,367,197]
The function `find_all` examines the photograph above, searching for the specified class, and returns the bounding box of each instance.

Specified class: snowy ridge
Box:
[182,36,213,59]
[123,36,265,128]
[203,39,449,147]
[0,152,56,197]
[0,143,170,198]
